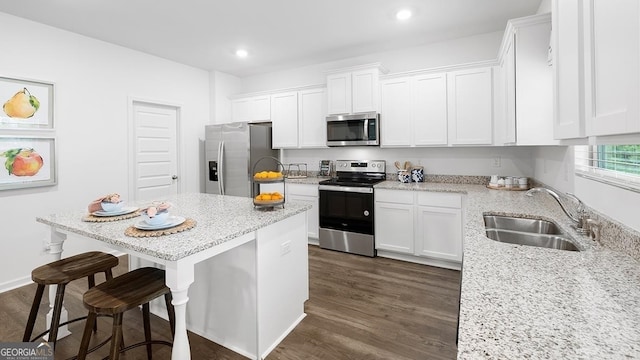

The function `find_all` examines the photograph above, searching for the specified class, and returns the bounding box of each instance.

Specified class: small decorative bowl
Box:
[101,201,124,213]
[142,209,170,226]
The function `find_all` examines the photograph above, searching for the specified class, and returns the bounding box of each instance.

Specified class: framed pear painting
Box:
[0,136,56,190]
[0,76,54,129]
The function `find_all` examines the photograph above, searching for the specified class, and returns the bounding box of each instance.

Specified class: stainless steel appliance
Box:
[318,160,386,257]
[326,112,380,146]
[205,122,279,197]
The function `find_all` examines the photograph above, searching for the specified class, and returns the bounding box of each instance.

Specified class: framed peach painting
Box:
[0,76,54,130]
[0,136,56,190]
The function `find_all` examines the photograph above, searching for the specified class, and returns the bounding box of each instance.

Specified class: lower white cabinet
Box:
[375,189,463,269]
[286,183,319,240]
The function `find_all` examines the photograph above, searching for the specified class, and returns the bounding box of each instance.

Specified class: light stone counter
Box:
[37,192,311,261]
[375,181,640,359]
[284,176,328,185]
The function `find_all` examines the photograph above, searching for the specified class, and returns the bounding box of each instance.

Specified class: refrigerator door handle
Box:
[218,141,225,195]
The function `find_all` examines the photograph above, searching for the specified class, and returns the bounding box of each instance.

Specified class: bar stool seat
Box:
[77,267,175,360]
[23,251,119,347]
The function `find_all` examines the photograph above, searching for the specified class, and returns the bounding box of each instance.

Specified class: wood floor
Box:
[0,245,461,360]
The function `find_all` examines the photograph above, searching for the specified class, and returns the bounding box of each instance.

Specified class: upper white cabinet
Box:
[498,13,556,145]
[231,95,270,123]
[379,73,448,147]
[270,87,328,149]
[583,0,640,136]
[327,64,386,115]
[414,73,449,145]
[553,0,640,138]
[271,91,299,148]
[298,88,327,148]
[379,77,412,146]
[553,0,586,139]
[447,67,494,145]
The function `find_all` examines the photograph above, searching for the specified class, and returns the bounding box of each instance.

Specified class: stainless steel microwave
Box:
[326,112,380,146]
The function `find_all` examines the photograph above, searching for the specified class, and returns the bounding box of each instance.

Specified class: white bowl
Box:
[101,201,124,213]
[142,209,170,226]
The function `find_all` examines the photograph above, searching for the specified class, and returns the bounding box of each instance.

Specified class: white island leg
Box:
[45,229,71,339]
[165,261,194,360]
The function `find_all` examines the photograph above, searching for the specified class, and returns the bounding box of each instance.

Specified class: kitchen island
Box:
[375,181,640,359]
[36,192,311,360]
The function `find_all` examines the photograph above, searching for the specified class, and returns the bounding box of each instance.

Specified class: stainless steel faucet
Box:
[525,187,590,235]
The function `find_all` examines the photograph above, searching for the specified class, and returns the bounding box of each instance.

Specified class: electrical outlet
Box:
[492,156,501,167]
[280,240,291,256]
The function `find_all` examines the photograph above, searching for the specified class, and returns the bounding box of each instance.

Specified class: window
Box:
[575,145,640,191]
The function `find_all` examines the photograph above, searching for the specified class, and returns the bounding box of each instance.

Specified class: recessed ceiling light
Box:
[396,9,412,21]
[236,49,248,58]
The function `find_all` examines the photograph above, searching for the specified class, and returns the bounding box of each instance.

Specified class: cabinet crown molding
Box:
[498,12,552,61]
[325,62,389,75]
[379,60,497,80]
[229,83,325,100]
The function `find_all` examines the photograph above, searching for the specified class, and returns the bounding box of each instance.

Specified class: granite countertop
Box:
[375,181,640,359]
[37,193,311,261]
[284,176,328,185]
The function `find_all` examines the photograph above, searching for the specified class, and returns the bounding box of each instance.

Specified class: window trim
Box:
[574,145,640,194]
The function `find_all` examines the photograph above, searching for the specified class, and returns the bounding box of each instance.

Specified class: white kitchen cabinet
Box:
[298,88,327,148]
[374,189,463,269]
[271,91,299,148]
[447,67,493,145]
[414,73,449,145]
[380,77,412,146]
[327,65,384,115]
[498,13,556,145]
[503,33,517,144]
[379,72,451,147]
[415,191,463,262]
[271,87,327,149]
[553,0,586,139]
[286,183,319,240]
[583,0,640,136]
[231,95,271,123]
[374,189,415,253]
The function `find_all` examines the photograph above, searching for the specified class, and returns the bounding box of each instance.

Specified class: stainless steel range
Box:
[318,160,386,257]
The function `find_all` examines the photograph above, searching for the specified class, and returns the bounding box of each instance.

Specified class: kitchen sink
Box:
[484,229,580,251]
[483,215,565,235]
[483,215,580,251]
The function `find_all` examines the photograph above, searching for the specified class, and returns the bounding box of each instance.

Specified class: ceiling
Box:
[0,0,542,77]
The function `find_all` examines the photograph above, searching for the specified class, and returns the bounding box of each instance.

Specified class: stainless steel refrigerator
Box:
[205,122,279,197]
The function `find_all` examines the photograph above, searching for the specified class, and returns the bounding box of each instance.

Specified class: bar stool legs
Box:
[22,252,118,348]
[77,267,175,360]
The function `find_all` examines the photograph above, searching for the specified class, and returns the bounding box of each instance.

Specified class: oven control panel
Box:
[335,160,386,173]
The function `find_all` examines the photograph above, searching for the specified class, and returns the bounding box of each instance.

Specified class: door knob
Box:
[172,175,178,180]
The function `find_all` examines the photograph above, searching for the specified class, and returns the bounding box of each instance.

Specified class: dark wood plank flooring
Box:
[0,245,460,359]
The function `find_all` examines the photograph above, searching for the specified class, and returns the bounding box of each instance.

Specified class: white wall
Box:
[532,146,574,193]
[0,13,210,291]
[240,31,504,93]
[283,146,535,177]
[210,70,241,124]
[537,0,552,14]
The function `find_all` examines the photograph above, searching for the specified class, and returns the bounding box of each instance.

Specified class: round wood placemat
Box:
[82,210,142,222]
[125,218,197,237]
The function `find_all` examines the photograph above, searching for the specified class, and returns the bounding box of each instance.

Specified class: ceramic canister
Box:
[411,167,424,182]
[398,170,411,183]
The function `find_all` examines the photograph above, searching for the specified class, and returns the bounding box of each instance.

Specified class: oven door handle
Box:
[319,185,373,194]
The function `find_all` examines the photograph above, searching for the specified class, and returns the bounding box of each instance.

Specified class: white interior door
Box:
[131,101,179,201]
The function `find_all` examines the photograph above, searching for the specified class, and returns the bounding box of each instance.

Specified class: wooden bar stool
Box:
[77,267,175,360]
[23,251,119,347]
